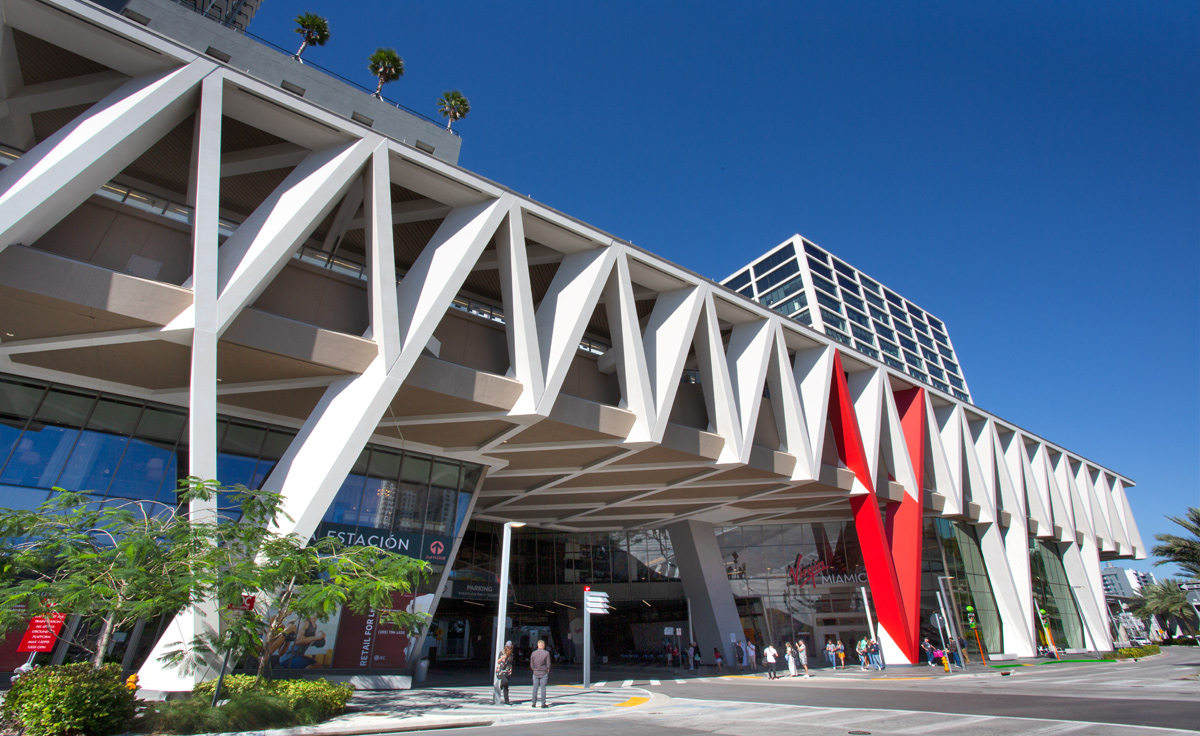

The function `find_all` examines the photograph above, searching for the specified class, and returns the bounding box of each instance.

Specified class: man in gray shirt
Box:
[530,639,551,708]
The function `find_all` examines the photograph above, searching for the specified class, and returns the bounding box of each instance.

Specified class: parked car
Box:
[1132,637,1152,647]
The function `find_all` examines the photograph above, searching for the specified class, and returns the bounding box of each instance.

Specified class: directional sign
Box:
[584,590,609,615]
[18,612,67,653]
[1179,582,1200,591]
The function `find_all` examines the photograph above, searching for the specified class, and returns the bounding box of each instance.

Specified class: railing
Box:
[0,144,609,356]
[163,0,458,135]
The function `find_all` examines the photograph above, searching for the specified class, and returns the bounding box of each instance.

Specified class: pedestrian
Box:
[495,641,514,705]
[692,641,701,670]
[949,639,962,668]
[957,634,969,665]
[714,646,723,673]
[734,640,744,671]
[825,639,836,668]
[796,638,811,677]
[687,641,695,671]
[856,637,869,670]
[764,643,779,679]
[836,639,846,669]
[747,640,757,671]
[921,637,935,666]
[867,639,883,670]
[785,642,798,677]
[530,639,551,708]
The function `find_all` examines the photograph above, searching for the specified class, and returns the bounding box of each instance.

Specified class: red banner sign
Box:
[17,612,67,653]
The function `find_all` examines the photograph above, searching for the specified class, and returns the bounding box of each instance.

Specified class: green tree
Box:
[0,479,430,680]
[1129,579,1198,634]
[0,484,221,668]
[1152,507,1200,579]
[292,13,331,61]
[437,90,470,130]
[367,48,404,99]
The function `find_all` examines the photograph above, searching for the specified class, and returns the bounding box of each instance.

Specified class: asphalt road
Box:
[414,647,1199,736]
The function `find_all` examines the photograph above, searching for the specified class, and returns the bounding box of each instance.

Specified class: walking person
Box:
[921,637,935,666]
[747,641,757,671]
[713,647,724,673]
[856,637,869,670]
[796,638,810,677]
[836,639,846,669]
[495,642,514,705]
[785,642,798,677]
[734,640,744,671]
[825,639,837,668]
[530,639,551,708]
[763,642,779,679]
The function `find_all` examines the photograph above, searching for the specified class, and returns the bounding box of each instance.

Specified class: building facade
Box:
[722,237,972,404]
[0,0,1146,688]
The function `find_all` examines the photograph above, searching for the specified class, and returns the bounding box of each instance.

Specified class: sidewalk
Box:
[198,684,666,736]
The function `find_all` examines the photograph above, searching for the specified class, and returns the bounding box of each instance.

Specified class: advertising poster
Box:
[331,592,434,670]
[265,608,343,670]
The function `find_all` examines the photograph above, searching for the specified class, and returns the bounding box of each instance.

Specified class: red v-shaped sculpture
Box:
[890,387,927,661]
[825,353,917,661]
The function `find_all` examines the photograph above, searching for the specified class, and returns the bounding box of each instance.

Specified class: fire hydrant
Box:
[125,674,139,692]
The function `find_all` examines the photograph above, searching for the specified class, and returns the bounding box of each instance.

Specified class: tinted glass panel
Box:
[725,270,752,292]
[754,259,799,291]
[0,424,79,488]
[802,242,828,261]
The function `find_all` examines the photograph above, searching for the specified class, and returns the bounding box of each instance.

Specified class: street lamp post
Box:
[492,521,525,705]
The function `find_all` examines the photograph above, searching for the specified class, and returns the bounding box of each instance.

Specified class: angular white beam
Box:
[496,204,543,412]
[363,142,399,367]
[347,198,450,229]
[725,318,774,465]
[215,138,376,335]
[644,286,703,442]
[603,252,654,441]
[0,61,216,255]
[220,142,308,178]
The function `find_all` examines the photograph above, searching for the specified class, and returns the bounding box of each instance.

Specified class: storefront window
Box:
[925,518,1003,655]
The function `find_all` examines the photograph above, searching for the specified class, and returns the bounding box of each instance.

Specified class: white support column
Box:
[363,142,398,366]
[602,252,654,441]
[139,70,223,691]
[643,285,703,443]
[496,203,544,413]
[533,245,618,414]
[764,324,812,477]
[793,345,834,478]
[666,519,743,668]
[265,197,511,540]
[0,61,215,254]
[724,318,774,465]
[691,292,741,465]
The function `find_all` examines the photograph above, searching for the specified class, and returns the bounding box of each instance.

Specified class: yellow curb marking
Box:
[562,684,584,688]
[615,696,649,707]
[726,675,760,679]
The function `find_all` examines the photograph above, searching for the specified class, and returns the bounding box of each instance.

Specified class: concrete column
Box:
[666,519,742,666]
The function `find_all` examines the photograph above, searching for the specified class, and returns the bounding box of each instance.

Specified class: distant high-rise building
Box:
[1101,563,1156,598]
[722,236,972,403]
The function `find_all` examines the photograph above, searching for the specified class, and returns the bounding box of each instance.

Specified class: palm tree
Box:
[1152,507,1200,579]
[292,13,330,62]
[1129,579,1198,634]
[437,90,471,130]
[368,48,404,99]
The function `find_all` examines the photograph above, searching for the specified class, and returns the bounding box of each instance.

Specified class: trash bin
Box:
[415,657,430,684]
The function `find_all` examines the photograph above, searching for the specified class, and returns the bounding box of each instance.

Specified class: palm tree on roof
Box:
[292,13,330,62]
[437,90,470,130]
[368,48,404,100]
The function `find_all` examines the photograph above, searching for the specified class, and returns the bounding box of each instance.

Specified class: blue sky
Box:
[249,1,1199,577]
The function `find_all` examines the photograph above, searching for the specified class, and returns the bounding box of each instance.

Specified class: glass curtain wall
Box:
[922,518,1004,656]
[716,522,868,660]
[1029,538,1085,649]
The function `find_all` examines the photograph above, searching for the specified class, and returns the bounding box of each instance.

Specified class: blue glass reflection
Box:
[57,430,129,495]
[0,424,78,488]
[110,438,178,501]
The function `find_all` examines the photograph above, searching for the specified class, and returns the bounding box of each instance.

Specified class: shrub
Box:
[1,662,136,736]
[137,691,297,734]
[160,675,353,731]
[271,678,354,722]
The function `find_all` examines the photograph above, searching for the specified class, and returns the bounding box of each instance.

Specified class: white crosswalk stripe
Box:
[621,679,634,687]
[649,679,661,685]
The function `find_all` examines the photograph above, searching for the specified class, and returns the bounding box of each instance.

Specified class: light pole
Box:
[492,521,525,704]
